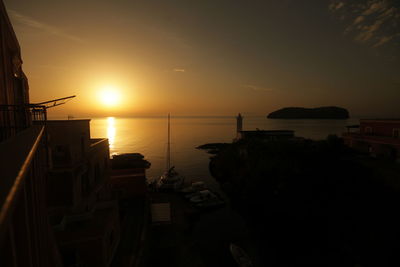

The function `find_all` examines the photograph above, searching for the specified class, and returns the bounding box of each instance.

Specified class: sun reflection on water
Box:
[107,117,116,150]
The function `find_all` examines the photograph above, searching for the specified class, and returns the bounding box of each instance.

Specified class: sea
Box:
[90,116,359,185]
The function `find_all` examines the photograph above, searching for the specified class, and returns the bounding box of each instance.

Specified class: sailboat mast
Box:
[166,113,171,171]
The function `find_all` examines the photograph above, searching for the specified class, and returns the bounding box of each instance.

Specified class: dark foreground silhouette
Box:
[202,136,400,266]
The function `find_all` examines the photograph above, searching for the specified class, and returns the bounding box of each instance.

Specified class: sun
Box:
[98,86,121,107]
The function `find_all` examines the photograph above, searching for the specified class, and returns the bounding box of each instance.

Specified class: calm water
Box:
[90,116,358,184]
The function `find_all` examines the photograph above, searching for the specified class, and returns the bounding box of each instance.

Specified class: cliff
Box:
[267,106,349,119]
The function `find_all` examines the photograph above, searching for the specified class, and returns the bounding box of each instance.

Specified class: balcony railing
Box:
[0,125,62,266]
[0,125,45,236]
[0,104,47,143]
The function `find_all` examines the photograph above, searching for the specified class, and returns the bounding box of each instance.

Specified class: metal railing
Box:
[0,104,47,143]
[0,126,45,236]
[0,125,65,266]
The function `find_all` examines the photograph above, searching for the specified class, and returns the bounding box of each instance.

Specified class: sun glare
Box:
[98,86,121,107]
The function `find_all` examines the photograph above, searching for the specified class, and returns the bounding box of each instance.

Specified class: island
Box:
[267,106,349,119]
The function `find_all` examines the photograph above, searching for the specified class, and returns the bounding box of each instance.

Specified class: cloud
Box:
[354,18,385,42]
[241,84,273,92]
[329,0,400,48]
[8,9,84,43]
[329,2,345,11]
[353,16,365,25]
[173,68,185,72]
[362,1,387,16]
[373,35,394,47]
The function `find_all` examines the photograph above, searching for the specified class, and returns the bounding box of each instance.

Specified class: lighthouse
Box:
[236,113,243,133]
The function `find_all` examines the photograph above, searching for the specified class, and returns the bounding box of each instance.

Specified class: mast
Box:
[166,113,171,171]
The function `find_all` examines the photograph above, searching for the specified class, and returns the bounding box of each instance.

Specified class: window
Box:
[365,126,372,135]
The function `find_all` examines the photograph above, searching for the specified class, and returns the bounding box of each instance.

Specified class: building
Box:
[237,130,295,141]
[234,113,295,141]
[0,1,62,266]
[1,2,149,266]
[44,120,121,267]
[0,1,35,141]
[342,119,400,161]
[110,153,150,199]
[109,153,151,267]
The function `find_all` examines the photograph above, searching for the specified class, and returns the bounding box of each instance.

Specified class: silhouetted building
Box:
[109,153,151,266]
[110,153,150,199]
[234,113,295,141]
[0,1,62,266]
[0,1,35,141]
[44,120,120,267]
[237,130,295,141]
[1,3,143,266]
[343,119,400,161]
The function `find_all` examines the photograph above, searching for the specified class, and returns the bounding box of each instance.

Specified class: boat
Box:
[184,189,208,199]
[189,189,225,209]
[156,114,184,191]
[156,166,184,191]
[229,243,253,267]
[180,181,206,194]
[189,189,218,203]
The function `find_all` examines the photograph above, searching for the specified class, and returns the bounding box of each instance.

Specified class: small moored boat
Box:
[189,189,217,203]
[156,166,184,191]
[180,181,206,194]
[156,114,184,191]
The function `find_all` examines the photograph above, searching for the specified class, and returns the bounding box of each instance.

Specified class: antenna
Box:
[31,95,76,109]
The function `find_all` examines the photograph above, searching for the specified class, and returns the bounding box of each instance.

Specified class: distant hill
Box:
[267,106,349,119]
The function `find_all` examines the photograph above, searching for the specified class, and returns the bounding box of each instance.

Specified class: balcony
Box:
[0,125,62,266]
[0,104,46,143]
[0,125,45,232]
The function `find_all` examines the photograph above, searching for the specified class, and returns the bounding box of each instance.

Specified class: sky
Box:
[4,0,400,118]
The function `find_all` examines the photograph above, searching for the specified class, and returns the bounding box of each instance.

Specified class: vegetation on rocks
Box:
[201,136,400,266]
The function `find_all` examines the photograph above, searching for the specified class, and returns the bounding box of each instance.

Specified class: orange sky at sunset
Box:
[5,0,400,118]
